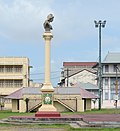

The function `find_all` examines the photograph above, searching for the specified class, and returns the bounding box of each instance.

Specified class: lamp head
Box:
[94,20,98,28]
[102,20,106,28]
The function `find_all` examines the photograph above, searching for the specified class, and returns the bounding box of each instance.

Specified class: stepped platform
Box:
[3,114,120,128]
[8,114,83,123]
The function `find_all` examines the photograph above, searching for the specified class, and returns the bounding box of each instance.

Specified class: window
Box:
[0,66,4,73]
[5,80,13,87]
[113,65,117,72]
[0,80,23,88]
[0,65,23,73]
[0,80,4,87]
[14,80,23,87]
[6,66,13,73]
[5,99,11,103]
[105,78,108,86]
[110,78,116,87]
[110,89,116,100]
[105,65,109,72]
[105,92,109,100]
[14,65,22,73]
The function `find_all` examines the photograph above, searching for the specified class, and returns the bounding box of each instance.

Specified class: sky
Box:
[0,0,120,86]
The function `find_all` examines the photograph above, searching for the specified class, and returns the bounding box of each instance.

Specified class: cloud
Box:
[0,0,120,48]
[0,0,53,43]
[52,0,120,45]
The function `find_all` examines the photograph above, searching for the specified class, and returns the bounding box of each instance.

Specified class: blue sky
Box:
[0,0,120,86]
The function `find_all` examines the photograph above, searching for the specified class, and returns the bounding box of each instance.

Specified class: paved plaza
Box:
[81,114,120,123]
[1,113,120,128]
[0,127,65,131]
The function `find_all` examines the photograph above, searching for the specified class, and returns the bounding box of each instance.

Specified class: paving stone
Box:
[69,123,80,128]
[76,121,89,127]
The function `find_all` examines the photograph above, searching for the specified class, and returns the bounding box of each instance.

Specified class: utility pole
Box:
[60,68,71,87]
[62,68,71,87]
[115,65,119,109]
[66,68,69,87]
[94,20,106,110]
[65,68,71,87]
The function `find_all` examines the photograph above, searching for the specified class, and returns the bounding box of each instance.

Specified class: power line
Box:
[30,71,60,75]
[32,76,60,81]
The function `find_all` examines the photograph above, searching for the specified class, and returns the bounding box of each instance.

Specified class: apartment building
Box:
[0,57,30,109]
[102,52,120,108]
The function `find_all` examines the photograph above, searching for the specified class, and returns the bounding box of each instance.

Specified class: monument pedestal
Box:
[38,104,57,112]
[35,111,60,117]
[35,84,60,117]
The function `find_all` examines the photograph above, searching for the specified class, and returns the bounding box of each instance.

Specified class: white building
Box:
[59,62,99,109]
[59,54,120,109]
[66,69,97,86]
[59,62,97,87]
[102,52,120,108]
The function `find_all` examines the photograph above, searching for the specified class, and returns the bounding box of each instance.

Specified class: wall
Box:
[54,101,69,112]
[77,99,84,112]
[65,70,97,86]
[102,63,120,108]
[4,103,12,110]
[102,100,120,108]
[86,99,91,110]
[12,99,19,112]
[19,99,26,113]
[0,57,30,96]
[13,94,93,113]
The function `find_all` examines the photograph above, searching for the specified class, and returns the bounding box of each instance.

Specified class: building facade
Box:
[0,57,30,109]
[59,62,97,87]
[5,87,98,113]
[102,52,120,108]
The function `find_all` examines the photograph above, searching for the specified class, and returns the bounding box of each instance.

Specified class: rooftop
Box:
[73,82,98,90]
[5,87,98,99]
[103,52,120,63]
[63,62,97,67]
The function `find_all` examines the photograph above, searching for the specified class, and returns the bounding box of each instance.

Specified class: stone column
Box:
[44,32,52,84]
[36,32,57,113]
[41,32,54,90]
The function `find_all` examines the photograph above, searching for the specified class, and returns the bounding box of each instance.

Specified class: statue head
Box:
[47,14,54,22]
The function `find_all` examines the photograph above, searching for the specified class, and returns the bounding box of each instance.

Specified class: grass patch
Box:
[0,108,120,119]
[0,123,120,131]
[0,110,34,119]
[0,123,71,130]
[0,109,120,131]
[0,123,69,128]
[69,128,120,131]
[62,108,120,115]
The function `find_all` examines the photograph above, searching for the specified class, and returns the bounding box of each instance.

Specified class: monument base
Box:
[35,104,60,117]
[39,105,57,112]
[41,83,54,92]
[35,111,60,117]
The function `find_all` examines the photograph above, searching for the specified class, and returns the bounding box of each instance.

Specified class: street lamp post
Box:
[94,20,106,110]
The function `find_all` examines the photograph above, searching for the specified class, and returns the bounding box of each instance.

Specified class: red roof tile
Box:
[63,62,97,67]
[5,87,98,99]
[80,88,98,99]
[5,88,23,99]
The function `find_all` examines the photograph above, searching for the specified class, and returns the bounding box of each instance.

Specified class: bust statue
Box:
[43,14,54,32]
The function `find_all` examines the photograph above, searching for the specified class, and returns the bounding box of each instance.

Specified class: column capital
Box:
[43,32,53,41]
